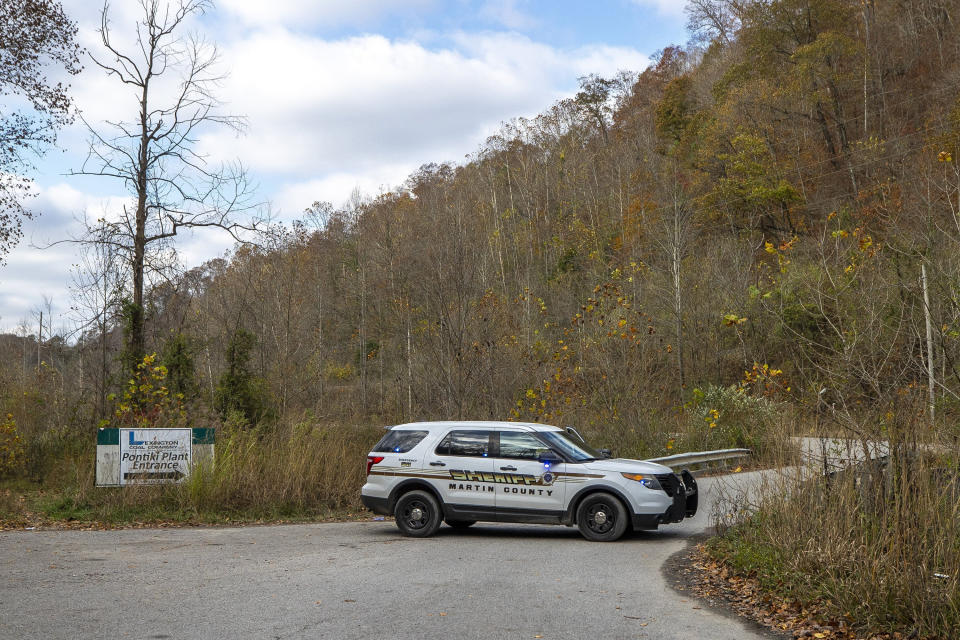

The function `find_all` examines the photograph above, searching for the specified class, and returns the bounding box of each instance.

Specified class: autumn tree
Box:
[574,74,616,144]
[0,0,81,262]
[76,0,260,375]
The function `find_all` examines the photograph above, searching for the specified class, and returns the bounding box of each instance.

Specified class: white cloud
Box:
[198,29,649,211]
[632,0,689,18]
[0,229,76,331]
[0,182,132,330]
[173,227,236,269]
[274,165,412,215]
[57,3,652,215]
[217,0,434,29]
[20,183,130,250]
[478,0,538,30]
[4,1,658,328]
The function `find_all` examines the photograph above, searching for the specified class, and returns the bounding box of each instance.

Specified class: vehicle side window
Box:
[371,430,429,453]
[498,431,551,460]
[434,430,491,457]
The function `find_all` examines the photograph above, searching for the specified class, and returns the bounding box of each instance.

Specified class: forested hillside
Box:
[3,0,960,487]
[2,1,959,635]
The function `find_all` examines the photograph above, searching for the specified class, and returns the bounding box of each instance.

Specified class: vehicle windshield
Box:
[539,430,601,462]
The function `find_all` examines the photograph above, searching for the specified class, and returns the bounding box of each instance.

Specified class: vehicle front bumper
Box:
[632,470,698,530]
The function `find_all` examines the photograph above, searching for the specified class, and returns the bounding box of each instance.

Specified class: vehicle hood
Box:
[582,458,674,474]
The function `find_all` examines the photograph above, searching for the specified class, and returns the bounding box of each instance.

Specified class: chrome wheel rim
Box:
[587,503,614,534]
[403,501,429,529]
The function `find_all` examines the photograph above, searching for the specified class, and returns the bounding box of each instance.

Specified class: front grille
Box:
[656,473,680,496]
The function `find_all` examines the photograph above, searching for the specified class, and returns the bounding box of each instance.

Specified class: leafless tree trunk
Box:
[70,226,124,418]
[73,0,261,374]
[921,262,935,423]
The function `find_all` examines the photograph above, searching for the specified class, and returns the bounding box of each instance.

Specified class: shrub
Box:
[0,413,25,479]
[680,384,783,459]
[108,353,187,429]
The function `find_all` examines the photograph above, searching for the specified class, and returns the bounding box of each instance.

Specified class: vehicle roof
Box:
[388,421,562,433]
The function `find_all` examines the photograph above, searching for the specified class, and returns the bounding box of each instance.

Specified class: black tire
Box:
[576,492,628,542]
[444,519,477,529]
[394,490,442,537]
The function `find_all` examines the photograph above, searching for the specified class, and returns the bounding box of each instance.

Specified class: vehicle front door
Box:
[422,429,496,515]
[493,431,566,519]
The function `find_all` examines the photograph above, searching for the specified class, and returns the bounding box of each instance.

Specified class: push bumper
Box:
[633,470,698,530]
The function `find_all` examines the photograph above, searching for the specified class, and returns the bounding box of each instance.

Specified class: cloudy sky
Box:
[0,0,689,332]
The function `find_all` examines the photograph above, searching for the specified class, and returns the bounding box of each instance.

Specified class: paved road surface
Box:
[0,472,773,640]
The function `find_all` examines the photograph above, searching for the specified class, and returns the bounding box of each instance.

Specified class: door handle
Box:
[500,465,517,471]
[429,461,446,467]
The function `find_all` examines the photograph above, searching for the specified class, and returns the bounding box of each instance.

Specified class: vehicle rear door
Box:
[422,429,496,513]
[493,430,566,519]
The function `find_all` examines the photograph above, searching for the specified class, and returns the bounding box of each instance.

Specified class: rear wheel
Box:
[394,490,442,537]
[576,492,628,542]
[444,519,477,529]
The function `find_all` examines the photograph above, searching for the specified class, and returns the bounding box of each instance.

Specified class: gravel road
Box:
[0,471,774,640]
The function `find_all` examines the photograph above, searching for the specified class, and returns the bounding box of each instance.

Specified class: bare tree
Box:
[685,0,740,46]
[69,224,125,418]
[651,161,698,392]
[74,0,261,372]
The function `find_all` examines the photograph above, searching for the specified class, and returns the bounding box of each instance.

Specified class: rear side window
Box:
[434,430,491,457]
[372,430,429,453]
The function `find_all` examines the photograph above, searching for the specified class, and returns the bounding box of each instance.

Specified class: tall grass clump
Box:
[709,409,960,638]
[182,413,379,516]
[68,414,381,523]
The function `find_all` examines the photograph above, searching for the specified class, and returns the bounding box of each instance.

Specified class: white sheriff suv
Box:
[361,421,698,542]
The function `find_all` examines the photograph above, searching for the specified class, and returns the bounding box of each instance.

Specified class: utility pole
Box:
[37,310,42,370]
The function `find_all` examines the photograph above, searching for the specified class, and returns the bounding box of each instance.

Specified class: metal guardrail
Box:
[646,448,752,470]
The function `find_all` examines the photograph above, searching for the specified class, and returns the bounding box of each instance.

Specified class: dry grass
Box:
[709,426,960,639]
[180,418,377,515]
[30,416,382,524]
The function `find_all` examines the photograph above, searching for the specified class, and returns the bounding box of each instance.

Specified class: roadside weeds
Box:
[676,542,941,640]
[0,486,379,531]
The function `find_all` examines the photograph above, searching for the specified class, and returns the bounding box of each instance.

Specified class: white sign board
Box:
[119,428,192,485]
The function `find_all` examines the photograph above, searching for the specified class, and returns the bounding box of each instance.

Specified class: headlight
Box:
[621,472,662,490]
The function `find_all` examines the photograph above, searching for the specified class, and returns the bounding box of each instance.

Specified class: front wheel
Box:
[576,492,628,542]
[394,490,442,537]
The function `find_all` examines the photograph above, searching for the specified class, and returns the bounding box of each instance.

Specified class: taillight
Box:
[366,455,384,475]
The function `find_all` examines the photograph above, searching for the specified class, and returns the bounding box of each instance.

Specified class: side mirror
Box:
[599,448,612,459]
[538,451,563,465]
